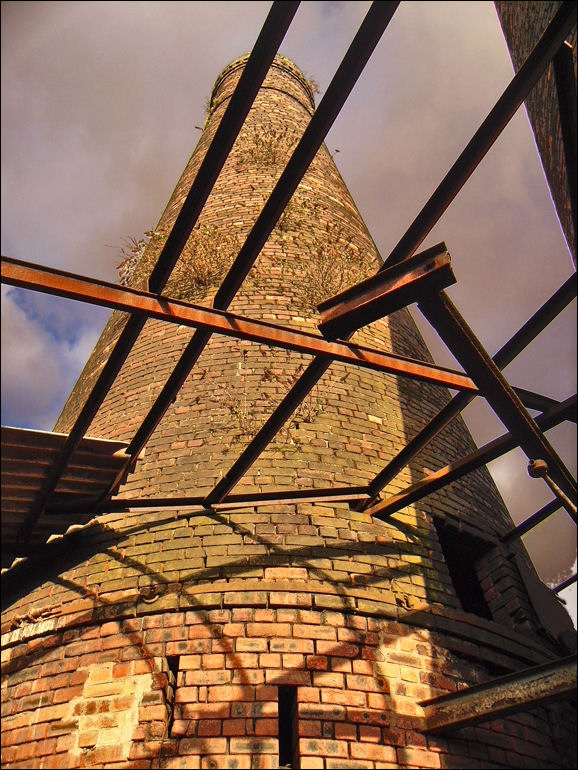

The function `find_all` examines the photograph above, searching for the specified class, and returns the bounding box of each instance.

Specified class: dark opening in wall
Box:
[278,685,299,769]
[166,655,180,736]
[434,518,493,620]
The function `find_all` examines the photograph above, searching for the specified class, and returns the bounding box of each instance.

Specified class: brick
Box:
[396,747,441,767]
[335,722,357,740]
[179,738,227,755]
[293,625,336,640]
[208,685,255,702]
[254,718,278,736]
[270,639,314,654]
[229,738,277,754]
[222,719,247,736]
[265,669,311,686]
[225,592,267,606]
[359,724,381,742]
[185,669,231,686]
[247,624,291,638]
[269,592,312,608]
[197,720,221,737]
[299,738,348,758]
[237,638,268,653]
[227,653,258,669]
[350,743,397,763]
[316,641,359,657]
[264,567,308,581]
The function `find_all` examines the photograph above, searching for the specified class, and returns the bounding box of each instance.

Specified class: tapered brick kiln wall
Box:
[2,55,575,769]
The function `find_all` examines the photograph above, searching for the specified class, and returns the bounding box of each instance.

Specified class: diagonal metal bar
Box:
[421,655,577,733]
[210,3,576,510]
[13,1,300,542]
[553,40,577,256]
[204,357,331,506]
[418,291,577,506]
[124,1,400,456]
[553,574,577,594]
[108,1,400,500]
[501,499,563,545]
[364,395,576,522]
[1,256,477,392]
[380,0,577,270]
[317,242,456,339]
[357,272,577,509]
[512,387,574,417]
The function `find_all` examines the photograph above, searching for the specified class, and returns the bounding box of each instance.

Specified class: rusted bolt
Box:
[528,459,549,478]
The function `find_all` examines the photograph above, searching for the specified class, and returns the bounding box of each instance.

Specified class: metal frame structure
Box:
[1,0,576,728]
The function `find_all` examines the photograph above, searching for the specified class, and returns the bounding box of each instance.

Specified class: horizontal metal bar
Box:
[1,256,477,392]
[317,243,455,339]
[501,499,562,544]
[44,486,370,516]
[358,273,577,510]
[421,654,577,733]
[380,0,577,269]
[365,396,577,521]
[118,1,400,487]
[513,387,574,418]
[419,291,577,506]
[7,4,299,543]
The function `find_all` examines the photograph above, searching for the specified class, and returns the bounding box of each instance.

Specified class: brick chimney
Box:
[2,54,575,770]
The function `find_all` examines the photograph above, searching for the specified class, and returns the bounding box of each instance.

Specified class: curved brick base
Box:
[2,602,574,770]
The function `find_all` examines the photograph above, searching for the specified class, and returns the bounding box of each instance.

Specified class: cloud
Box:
[549,557,578,630]
[1,286,106,430]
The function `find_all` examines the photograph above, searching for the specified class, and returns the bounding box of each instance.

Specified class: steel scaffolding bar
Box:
[117,1,400,489]
[11,1,300,543]
[0,256,478,392]
[45,486,370,516]
[203,4,577,508]
[381,0,577,270]
[421,655,577,733]
[364,396,576,522]
[501,499,563,545]
[419,291,577,507]
[358,273,577,510]
[553,574,577,594]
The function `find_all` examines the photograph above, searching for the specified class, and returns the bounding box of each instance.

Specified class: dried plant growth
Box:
[117,226,241,301]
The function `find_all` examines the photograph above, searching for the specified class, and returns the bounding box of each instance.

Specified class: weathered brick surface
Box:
[2,54,575,769]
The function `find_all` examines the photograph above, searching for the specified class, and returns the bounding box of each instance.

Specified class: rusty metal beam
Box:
[162,2,576,508]
[421,655,577,733]
[6,2,300,543]
[357,273,577,510]
[317,243,455,339]
[419,291,577,507]
[381,1,577,270]
[421,655,577,732]
[45,486,370,516]
[113,1,400,493]
[365,396,577,522]
[1,256,477,393]
[501,499,563,545]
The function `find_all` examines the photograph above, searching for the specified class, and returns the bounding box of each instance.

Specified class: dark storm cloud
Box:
[1,2,575,602]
